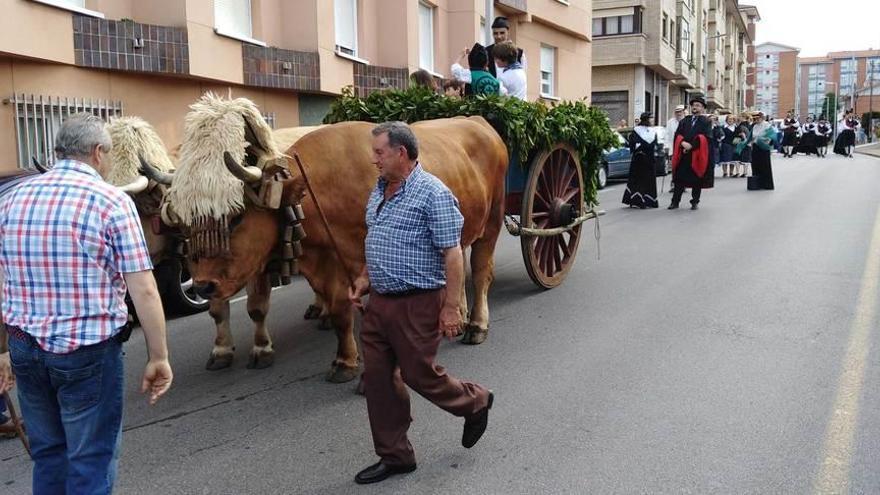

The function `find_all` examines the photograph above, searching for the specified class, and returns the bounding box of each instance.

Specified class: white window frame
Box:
[30,0,103,18]
[418,2,435,73]
[214,0,266,46]
[334,0,358,57]
[540,45,557,98]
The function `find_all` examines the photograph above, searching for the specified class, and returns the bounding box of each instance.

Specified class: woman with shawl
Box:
[622,112,659,209]
[749,112,777,190]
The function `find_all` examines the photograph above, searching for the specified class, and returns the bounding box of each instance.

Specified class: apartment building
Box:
[754,42,798,118]
[738,4,758,108]
[1,0,593,172]
[797,50,880,119]
[591,0,754,126]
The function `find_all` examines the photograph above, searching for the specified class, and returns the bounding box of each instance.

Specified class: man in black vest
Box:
[486,16,525,78]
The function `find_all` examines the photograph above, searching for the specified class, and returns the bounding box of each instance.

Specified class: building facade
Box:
[754,42,798,118]
[797,50,880,119]
[738,4,758,109]
[591,0,755,126]
[1,0,593,173]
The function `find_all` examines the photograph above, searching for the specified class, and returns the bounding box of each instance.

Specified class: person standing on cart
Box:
[669,96,713,210]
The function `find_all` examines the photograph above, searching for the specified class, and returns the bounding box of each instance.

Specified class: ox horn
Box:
[139,155,174,186]
[31,156,49,174]
[117,175,150,195]
[223,151,263,184]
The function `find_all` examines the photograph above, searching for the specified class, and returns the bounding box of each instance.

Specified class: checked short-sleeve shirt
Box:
[365,163,463,294]
[0,159,153,354]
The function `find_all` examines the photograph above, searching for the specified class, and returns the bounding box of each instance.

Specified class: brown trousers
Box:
[361,289,490,466]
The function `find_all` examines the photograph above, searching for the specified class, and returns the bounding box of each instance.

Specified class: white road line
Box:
[228,286,285,305]
[813,205,880,494]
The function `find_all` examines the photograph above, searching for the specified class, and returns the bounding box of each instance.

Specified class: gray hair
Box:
[54,113,112,160]
[372,121,418,160]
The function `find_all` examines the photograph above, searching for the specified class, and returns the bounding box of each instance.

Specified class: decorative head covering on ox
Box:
[165,93,282,227]
[106,116,175,209]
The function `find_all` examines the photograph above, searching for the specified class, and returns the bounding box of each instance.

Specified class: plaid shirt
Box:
[0,160,152,354]
[365,163,463,294]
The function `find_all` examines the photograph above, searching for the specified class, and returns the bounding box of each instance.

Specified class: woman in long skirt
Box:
[834,111,860,157]
[749,112,776,190]
[720,114,739,177]
[734,113,753,177]
[622,112,659,209]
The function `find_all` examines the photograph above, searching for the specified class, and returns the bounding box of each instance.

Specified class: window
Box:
[214,0,252,39]
[30,0,103,18]
[541,45,556,97]
[592,8,641,37]
[868,57,880,79]
[8,94,123,169]
[662,14,668,40]
[418,2,434,72]
[678,19,690,61]
[670,20,675,46]
[334,0,358,56]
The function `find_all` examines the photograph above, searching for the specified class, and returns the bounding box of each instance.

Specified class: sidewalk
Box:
[855,143,880,158]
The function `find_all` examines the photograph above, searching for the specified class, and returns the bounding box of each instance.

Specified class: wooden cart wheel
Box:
[520,143,585,289]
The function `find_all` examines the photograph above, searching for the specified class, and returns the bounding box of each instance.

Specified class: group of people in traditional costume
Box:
[442,16,526,100]
[621,96,779,211]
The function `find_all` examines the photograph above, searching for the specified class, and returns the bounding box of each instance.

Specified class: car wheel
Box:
[156,258,210,315]
[597,165,608,189]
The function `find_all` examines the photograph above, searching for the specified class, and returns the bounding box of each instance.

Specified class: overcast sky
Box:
[747,0,880,56]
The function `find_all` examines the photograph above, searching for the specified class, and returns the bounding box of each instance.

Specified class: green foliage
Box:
[323,86,617,206]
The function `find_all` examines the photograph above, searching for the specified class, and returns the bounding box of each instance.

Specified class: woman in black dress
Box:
[749,112,776,190]
[622,112,659,209]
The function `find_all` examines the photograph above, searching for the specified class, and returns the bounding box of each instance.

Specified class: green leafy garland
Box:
[323,86,618,206]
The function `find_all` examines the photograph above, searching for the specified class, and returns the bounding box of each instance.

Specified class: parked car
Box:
[597,128,670,189]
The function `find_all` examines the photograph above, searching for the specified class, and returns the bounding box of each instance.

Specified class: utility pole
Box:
[484,0,493,46]
[870,60,875,143]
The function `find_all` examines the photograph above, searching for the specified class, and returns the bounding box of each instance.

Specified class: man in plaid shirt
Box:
[0,113,172,494]
[349,122,493,485]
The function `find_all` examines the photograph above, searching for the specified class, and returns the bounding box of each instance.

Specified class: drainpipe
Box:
[484,0,493,45]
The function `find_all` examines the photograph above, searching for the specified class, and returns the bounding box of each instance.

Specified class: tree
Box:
[820,92,837,121]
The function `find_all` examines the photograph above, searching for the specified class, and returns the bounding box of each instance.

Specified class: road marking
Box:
[813,205,880,495]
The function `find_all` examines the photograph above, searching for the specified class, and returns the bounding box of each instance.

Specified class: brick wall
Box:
[353,64,409,97]
[73,15,188,75]
[243,45,320,91]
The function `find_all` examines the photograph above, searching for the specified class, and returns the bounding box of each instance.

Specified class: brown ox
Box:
[156,98,506,382]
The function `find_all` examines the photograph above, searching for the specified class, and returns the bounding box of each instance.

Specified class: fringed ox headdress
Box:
[165,93,281,226]
[106,116,175,213]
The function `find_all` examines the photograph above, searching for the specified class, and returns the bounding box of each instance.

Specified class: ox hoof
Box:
[355,375,366,396]
[318,317,333,331]
[327,363,359,383]
[460,325,489,345]
[303,304,322,320]
[205,353,234,371]
[246,350,275,370]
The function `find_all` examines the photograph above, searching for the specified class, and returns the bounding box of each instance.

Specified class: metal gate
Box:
[592,90,630,126]
[4,94,124,170]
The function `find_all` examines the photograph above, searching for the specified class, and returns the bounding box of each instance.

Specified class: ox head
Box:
[157,93,295,300]
[106,117,179,262]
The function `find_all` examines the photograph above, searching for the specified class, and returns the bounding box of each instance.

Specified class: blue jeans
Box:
[9,333,124,495]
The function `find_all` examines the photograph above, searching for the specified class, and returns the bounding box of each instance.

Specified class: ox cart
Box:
[501,143,600,289]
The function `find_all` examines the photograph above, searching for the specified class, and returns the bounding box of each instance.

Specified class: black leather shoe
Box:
[462,391,494,448]
[354,461,417,485]
[667,203,679,210]
[690,203,699,210]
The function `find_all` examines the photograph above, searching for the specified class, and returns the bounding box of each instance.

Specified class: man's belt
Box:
[379,287,442,298]
[6,324,132,346]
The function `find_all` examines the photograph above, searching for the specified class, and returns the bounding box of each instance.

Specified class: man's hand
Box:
[0,352,13,393]
[141,359,172,405]
[348,274,370,313]
[680,141,693,152]
[439,304,462,340]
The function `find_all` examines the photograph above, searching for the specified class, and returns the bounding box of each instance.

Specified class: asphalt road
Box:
[3,151,880,494]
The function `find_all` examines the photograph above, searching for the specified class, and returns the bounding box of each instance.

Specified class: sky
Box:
[747,0,880,56]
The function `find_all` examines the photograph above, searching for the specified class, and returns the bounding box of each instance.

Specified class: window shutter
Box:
[214,0,252,39]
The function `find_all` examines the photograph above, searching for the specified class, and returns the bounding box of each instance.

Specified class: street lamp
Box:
[819,81,839,136]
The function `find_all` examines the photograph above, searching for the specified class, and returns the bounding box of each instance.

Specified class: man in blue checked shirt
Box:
[349,121,494,485]
[0,114,172,495]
